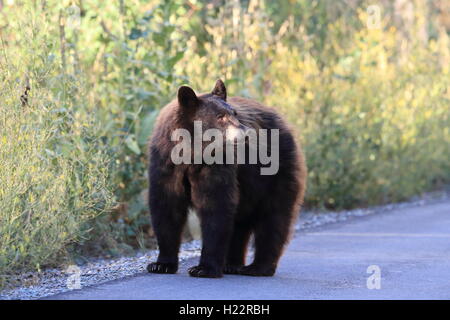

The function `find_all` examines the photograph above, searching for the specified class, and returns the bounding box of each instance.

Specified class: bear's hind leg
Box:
[239,202,296,277]
[224,222,252,274]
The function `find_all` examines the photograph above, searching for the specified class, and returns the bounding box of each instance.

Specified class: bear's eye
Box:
[232,110,238,116]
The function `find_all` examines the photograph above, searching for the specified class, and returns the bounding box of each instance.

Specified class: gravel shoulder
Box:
[1,190,448,300]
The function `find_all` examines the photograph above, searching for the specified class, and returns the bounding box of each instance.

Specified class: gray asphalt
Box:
[47,200,450,300]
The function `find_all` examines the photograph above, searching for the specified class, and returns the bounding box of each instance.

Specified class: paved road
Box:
[48,200,450,299]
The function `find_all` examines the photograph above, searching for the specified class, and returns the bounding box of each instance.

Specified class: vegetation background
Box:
[0,0,449,286]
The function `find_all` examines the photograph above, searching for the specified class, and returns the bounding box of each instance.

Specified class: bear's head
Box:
[176,79,248,143]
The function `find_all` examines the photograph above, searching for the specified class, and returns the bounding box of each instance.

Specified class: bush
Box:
[0,1,189,277]
[0,3,113,284]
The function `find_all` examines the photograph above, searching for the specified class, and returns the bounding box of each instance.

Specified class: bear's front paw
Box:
[238,264,276,277]
[147,262,178,274]
[188,265,223,278]
[223,264,243,275]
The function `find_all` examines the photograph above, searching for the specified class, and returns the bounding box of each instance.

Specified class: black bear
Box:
[147,79,306,278]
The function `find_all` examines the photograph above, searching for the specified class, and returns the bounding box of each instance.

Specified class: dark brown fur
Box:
[147,80,306,277]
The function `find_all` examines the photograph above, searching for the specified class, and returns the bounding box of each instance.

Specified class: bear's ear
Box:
[178,86,199,109]
[211,79,227,101]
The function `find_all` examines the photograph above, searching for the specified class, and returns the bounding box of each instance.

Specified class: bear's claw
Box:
[223,264,243,274]
[188,265,222,278]
[147,262,178,274]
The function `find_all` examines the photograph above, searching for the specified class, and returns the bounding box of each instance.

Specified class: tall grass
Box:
[0,3,114,284]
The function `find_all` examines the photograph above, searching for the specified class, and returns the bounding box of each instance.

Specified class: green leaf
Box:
[152,32,166,46]
[138,110,159,146]
[125,135,141,155]
[129,28,148,40]
[166,51,184,69]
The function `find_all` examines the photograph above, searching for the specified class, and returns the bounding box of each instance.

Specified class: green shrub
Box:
[72,0,189,248]
[0,2,114,284]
